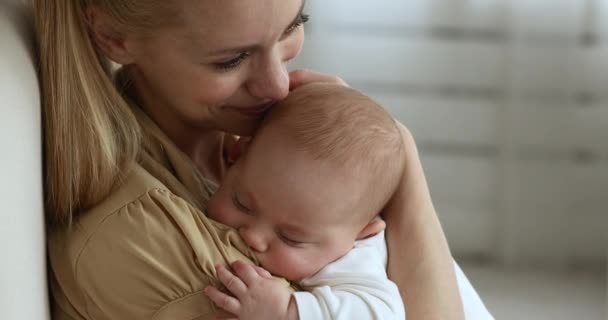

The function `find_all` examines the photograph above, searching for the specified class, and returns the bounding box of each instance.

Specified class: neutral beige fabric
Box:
[47,106,289,319]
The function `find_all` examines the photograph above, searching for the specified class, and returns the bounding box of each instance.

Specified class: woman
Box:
[34,0,464,319]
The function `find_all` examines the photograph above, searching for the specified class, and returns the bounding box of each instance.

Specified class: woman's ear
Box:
[85,6,137,65]
[356,218,386,240]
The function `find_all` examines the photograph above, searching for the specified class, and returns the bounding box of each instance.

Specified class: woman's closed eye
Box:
[212,14,309,72]
[284,13,309,36]
[214,52,251,71]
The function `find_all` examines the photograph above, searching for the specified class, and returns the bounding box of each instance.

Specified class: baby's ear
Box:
[227,137,252,165]
[356,218,386,240]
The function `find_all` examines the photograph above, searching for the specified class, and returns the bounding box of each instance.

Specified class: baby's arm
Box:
[205,232,405,320]
[293,231,405,320]
[205,232,403,320]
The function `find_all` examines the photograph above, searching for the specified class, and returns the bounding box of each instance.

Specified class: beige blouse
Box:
[48,106,289,319]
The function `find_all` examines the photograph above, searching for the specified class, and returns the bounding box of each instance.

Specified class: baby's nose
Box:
[238,227,268,253]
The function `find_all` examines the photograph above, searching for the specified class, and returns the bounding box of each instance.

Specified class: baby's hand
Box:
[204,261,298,320]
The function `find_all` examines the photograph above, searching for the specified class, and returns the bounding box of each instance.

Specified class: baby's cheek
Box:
[207,197,238,227]
[206,201,224,222]
[267,249,325,282]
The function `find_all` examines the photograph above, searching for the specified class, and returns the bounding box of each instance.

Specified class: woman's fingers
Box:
[289,69,348,90]
[204,286,241,315]
[216,265,247,297]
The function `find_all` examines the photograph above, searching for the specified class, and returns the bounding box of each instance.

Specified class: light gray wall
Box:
[0,0,49,319]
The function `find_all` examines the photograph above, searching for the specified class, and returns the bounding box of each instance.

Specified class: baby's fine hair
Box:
[260,83,406,215]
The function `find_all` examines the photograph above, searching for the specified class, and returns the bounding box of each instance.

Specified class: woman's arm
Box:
[384,123,464,320]
[288,69,464,318]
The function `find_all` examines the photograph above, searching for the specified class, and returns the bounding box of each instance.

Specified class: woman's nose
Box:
[246,53,289,101]
[238,226,269,253]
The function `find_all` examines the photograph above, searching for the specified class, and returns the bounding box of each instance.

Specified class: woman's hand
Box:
[204,261,298,320]
[289,69,348,90]
[383,122,465,320]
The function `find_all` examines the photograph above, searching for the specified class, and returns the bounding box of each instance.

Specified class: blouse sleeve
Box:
[71,188,277,320]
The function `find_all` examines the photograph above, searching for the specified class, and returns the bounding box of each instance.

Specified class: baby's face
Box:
[208,135,368,281]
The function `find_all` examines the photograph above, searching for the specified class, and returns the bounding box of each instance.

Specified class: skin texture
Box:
[205,261,299,320]
[384,124,464,320]
[205,121,387,319]
[207,128,385,282]
[88,0,307,166]
[87,0,464,318]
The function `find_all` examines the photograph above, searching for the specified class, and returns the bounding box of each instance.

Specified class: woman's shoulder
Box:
[85,164,167,226]
[48,162,252,268]
[48,165,154,249]
[47,163,254,319]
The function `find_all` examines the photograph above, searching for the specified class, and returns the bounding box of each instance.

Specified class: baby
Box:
[204,83,406,320]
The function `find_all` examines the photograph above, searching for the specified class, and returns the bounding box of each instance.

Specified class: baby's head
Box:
[208,83,405,281]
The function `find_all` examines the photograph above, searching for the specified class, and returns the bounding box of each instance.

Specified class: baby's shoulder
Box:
[354,230,386,249]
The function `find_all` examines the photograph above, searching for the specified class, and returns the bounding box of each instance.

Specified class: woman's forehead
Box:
[179,0,305,53]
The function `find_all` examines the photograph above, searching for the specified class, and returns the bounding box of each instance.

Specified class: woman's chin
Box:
[221,119,260,137]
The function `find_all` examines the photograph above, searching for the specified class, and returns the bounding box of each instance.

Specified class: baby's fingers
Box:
[204,286,241,315]
[232,260,262,286]
[216,265,247,297]
[252,265,273,279]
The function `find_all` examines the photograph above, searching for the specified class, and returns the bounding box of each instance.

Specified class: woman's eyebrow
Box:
[206,0,306,56]
[207,44,258,57]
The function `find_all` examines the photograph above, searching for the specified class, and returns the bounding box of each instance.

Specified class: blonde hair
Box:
[260,83,405,216]
[33,1,180,226]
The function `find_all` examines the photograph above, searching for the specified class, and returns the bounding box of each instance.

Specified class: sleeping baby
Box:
[204,83,493,320]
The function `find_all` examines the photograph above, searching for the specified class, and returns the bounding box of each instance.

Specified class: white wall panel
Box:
[503,162,607,264]
[510,0,586,36]
[422,155,497,205]
[300,36,505,88]
[575,47,608,97]
[508,47,575,94]
[511,106,575,150]
[572,106,608,152]
[371,94,500,146]
[308,0,508,30]
[422,154,498,256]
[436,204,497,256]
[508,104,607,159]
[594,0,608,38]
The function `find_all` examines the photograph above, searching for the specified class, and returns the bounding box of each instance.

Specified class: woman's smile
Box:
[227,101,276,117]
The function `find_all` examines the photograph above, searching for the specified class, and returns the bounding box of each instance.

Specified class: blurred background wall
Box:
[293,0,607,269]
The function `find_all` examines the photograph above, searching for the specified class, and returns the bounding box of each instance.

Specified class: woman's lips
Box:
[228,102,275,117]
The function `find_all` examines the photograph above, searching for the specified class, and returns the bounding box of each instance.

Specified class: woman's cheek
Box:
[193,71,242,107]
[282,30,305,63]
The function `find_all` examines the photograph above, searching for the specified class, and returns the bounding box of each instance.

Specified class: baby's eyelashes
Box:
[277,232,307,247]
[232,193,253,214]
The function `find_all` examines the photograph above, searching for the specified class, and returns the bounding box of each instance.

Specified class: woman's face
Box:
[128,0,306,136]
